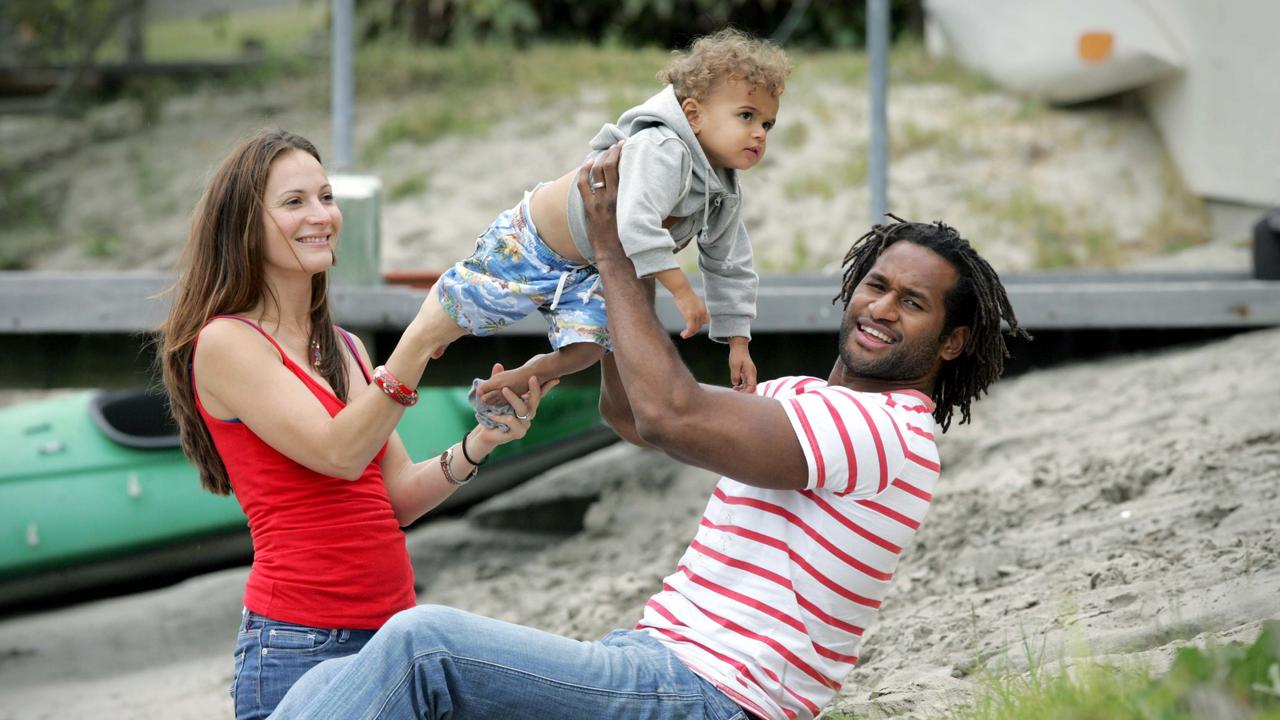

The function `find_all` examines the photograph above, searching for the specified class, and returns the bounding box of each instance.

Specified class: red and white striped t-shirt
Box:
[637,375,941,720]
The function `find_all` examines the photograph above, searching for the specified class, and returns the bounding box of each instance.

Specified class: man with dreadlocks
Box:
[267,143,1026,720]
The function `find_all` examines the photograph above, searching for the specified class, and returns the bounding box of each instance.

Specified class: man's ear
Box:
[682,97,702,134]
[939,326,970,361]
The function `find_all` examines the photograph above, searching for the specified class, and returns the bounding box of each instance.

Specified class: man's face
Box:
[839,241,966,383]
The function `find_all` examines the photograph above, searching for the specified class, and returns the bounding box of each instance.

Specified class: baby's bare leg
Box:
[478,343,606,406]
[414,289,469,351]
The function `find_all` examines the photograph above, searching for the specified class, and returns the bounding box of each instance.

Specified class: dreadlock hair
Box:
[836,214,1030,432]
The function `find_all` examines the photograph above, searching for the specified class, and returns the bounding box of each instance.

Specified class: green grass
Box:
[821,622,1280,720]
[0,168,57,269]
[889,38,996,95]
[892,121,962,160]
[778,120,809,149]
[387,173,430,201]
[83,229,122,258]
[127,141,175,218]
[784,150,868,201]
[793,49,870,86]
[357,43,670,161]
[950,622,1280,720]
[1142,149,1209,255]
[965,188,1122,269]
[98,2,327,62]
[795,39,993,95]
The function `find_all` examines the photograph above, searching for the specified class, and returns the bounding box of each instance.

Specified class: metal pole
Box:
[331,0,355,170]
[867,0,889,223]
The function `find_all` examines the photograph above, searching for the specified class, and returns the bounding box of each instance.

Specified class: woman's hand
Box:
[467,363,560,458]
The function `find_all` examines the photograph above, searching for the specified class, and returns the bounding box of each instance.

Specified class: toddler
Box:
[429,28,790,410]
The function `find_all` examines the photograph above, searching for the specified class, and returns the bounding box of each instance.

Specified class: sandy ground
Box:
[2,326,1277,719]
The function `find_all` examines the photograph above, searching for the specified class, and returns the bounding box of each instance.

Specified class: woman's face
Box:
[261,149,342,277]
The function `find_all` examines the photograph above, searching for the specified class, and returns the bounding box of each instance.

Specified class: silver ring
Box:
[591,180,606,189]
[515,412,531,421]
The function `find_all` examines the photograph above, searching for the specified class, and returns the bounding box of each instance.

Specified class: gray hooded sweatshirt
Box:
[565,85,757,342]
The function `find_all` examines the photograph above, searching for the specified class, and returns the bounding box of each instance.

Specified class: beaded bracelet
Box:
[439,445,476,486]
[460,431,487,466]
[373,365,419,407]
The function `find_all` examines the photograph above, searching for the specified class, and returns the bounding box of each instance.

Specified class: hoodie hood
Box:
[562,85,758,343]
[579,85,735,247]
[588,84,729,199]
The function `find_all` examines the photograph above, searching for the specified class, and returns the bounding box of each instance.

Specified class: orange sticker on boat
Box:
[1078,31,1114,63]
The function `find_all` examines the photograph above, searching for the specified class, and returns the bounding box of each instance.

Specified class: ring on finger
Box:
[515,412,531,421]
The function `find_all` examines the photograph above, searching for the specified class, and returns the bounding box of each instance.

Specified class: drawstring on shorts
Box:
[578,275,602,304]
[549,272,570,311]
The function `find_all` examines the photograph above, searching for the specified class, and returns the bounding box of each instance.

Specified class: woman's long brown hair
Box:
[158,128,348,495]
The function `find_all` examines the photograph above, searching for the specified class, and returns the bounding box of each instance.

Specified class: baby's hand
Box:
[728,337,756,394]
[477,355,546,407]
[673,291,709,339]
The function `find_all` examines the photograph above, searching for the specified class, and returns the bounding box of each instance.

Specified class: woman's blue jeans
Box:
[268,604,754,720]
[232,609,376,720]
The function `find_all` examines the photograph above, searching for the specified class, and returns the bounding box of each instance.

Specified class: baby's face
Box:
[689,79,780,172]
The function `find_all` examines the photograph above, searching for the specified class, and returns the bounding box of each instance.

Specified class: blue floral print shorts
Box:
[435,194,610,351]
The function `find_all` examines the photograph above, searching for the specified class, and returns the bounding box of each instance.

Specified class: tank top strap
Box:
[194,315,353,413]
[204,315,288,363]
[335,326,373,384]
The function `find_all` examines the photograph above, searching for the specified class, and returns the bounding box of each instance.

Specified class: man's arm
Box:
[598,352,652,448]
[583,144,807,490]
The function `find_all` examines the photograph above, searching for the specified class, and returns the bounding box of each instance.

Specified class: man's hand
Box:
[577,140,805,491]
[581,141,627,264]
[728,337,757,393]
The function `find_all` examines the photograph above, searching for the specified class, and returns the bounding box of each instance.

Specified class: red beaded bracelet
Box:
[373,365,419,407]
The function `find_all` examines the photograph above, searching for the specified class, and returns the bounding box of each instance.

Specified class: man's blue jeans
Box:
[269,604,754,720]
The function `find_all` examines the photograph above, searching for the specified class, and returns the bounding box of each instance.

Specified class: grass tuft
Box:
[359,43,669,161]
[965,188,1121,269]
[949,621,1280,720]
[387,173,430,201]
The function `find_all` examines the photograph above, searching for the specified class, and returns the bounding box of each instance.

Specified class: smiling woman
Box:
[156,127,556,720]
[260,149,343,277]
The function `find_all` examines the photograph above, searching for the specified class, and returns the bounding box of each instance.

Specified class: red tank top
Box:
[193,316,415,629]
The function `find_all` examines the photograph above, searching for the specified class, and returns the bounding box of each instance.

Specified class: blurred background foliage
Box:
[357,0,922,48]
[3,0,925,69]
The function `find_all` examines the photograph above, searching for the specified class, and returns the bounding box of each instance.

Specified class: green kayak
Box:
[0,386,611,607]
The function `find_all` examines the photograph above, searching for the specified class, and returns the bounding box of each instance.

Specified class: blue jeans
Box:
[232,610,377,720]
[268,604,754,720]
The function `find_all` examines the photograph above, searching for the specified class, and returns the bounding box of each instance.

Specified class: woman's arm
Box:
[194,296,461,480]
[375,360,555,526]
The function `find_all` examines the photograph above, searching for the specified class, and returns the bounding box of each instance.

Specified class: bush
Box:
[356,0,924,49]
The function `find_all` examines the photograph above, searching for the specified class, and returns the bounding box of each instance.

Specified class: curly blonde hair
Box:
[657,28,791,102]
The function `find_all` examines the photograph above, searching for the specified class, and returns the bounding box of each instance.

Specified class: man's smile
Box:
[857,320,898,347]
